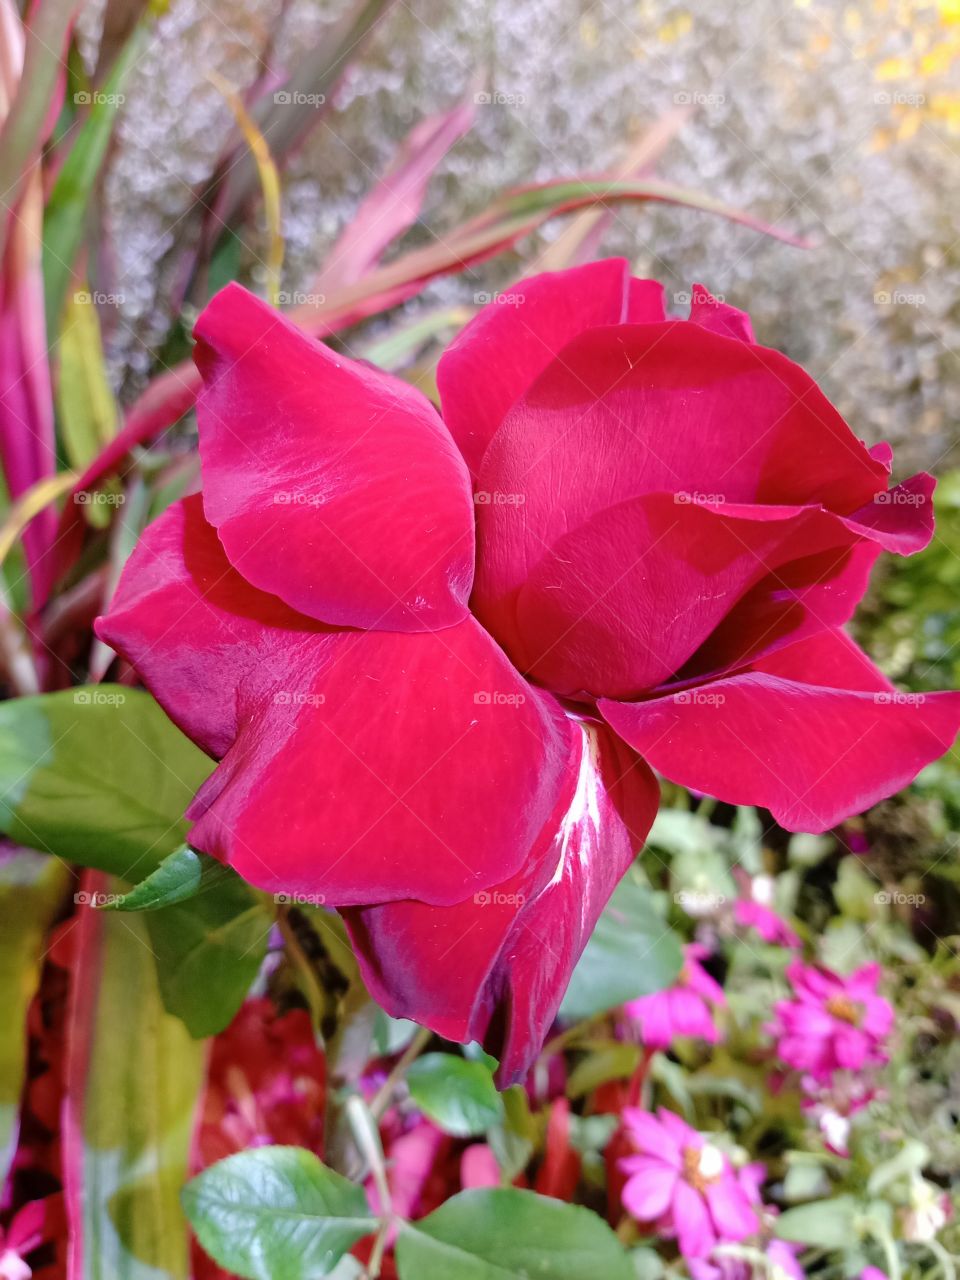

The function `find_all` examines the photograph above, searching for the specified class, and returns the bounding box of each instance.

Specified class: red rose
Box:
[96,260,960,1081]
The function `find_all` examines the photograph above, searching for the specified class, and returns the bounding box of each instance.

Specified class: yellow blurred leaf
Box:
[56,288,119,471]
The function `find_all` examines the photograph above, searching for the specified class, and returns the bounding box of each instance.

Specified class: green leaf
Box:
[560,875,683,1021]
[0,0,77,258]
[775,1196,860,1248]
[0,687,213,879]
[406,1053,504,1137]
[43,26,146,335]
[566,1042,641,1098]
[65,875,206,1278]
[0,850,68,1182]
[395,1188,635,1279]
[106,844,234,912]
[146,874,271,1037]
[181,1146,376,1280]
[55,288,119,473]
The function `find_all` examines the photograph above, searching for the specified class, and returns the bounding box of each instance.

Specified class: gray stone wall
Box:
[92,0,960,473]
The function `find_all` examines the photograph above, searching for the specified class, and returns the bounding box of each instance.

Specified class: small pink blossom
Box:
[624,944,725,1048]
[769,962,893,1081]
[619,1107,758,1258]
[0,1202,46,1280]
[734,875,800,947]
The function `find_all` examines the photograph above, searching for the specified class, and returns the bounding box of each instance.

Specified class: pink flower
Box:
[96,262,960,1080]
[0,1201,49,1280]
[625,943,725,1047]
[770,962,894,1080]
[733,875,800,947]
[620,1107,758,1257]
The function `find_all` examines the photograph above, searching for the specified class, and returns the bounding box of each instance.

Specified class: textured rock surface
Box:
[90,0,960,473]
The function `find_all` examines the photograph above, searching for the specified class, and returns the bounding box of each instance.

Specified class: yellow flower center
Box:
[682,1143,724,1192]
[825,995,860,1024]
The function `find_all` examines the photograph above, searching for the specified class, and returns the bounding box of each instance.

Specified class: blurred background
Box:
[82,0,960,472]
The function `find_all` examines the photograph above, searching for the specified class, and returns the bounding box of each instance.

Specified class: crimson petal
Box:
[688,283,755,343]
[600,630,960,833]
[437,259,664,478]
[511,496,869,699]
[344,724,659,1083]
[187,614,577,906]
[473,323,889,634]
[194,282,475,632]
[95,494,323,758]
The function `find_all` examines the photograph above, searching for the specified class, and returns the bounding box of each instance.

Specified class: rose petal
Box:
[344,724,658,1082]
[194,282,475,631]
[600,630,960,832]
[187,615,578,906]
[437,259,660,478]
[688,284,755,343]
[474,322,889,637]
[509,495,860,698]
[95,494,324,758]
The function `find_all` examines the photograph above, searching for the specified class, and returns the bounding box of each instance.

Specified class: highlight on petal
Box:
[600,630,960,832]
[186,614,579,907]
[437,258,664,478]
[343,724,659,1083]
[194,282,475,632]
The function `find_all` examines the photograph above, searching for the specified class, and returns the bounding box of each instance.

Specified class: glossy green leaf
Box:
[406,1053,504,1137]
[107,844,234,912]
[64,874,206,1278]
[0,687,213,879]
[395,1188,635,1279]
[560,875,683,1021]
[0,849,68,1181]
[146,874,271,1037]
[182,1146,376,1280]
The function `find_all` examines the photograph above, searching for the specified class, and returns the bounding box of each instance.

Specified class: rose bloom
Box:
[624,942,725,1047]
[769,961,894,1080]
[96,260,960,1081]
[619,1107,758,1258]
